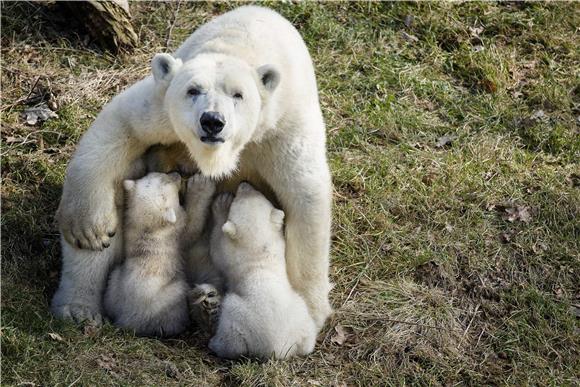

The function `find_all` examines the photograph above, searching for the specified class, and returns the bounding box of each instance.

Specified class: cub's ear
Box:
[151,53,182,84]
[123,180,135,191]
[270,208,285,229]
[222,220,238,239]
[257,64,281,93]
[164,208,177,224]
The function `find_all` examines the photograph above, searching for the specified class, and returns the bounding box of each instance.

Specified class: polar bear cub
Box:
[104,172,190,337]
[209,183,317,359]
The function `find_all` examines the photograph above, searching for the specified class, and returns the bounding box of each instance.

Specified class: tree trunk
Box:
[66,0,138,52]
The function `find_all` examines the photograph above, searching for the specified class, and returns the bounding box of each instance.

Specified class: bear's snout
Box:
[200,111,226,137]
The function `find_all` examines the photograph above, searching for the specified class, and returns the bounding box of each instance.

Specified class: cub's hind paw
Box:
[187,284,221,333]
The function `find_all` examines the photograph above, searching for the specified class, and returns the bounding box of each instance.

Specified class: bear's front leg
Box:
[57,115,149,250]
[53,83,173,324]
[259,140,333,330]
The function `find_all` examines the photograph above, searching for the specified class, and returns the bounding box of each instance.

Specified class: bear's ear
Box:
[257,64,281,93]
[151,53,182,84]
[163,208,177,224]
[270,208,285,229]
[123,180,135,191]
[222,220,238,239]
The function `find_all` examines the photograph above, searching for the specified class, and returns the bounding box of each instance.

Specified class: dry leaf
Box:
[500,231,513,244]
[469,26,484,36]
[331,323,347,346]
[22,103,58,125]
[401,31,419,43]
[48,332,64,342]
[163,361,181,379]
[97,354,117,374]
[83,323,99,337]
[503,205,531,223]
[530,110,545,120]
[404,15,414,28]
[435,134,456,148]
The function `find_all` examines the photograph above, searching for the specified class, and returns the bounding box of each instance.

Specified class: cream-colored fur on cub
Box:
[103,172,189,336]
[53,5,332,332]
[208,183,317,359]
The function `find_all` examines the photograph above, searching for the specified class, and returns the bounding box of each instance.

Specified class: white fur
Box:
[209,183,317,359]
[103,172,189,336]
[53,6,332,331]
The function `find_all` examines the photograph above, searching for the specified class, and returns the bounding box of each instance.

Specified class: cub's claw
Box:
[187,284,222,334]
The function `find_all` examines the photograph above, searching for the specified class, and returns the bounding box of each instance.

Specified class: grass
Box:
[2,1,579,385]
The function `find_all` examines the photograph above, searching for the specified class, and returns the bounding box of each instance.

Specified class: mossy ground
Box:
[2,2,578,385]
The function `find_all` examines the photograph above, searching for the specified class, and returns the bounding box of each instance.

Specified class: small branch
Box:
[165,0,182,50]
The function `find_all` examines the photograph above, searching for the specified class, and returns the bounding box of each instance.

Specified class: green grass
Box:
[2,1,579,385]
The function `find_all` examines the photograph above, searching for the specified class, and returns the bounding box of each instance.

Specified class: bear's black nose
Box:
[200,111,225,135]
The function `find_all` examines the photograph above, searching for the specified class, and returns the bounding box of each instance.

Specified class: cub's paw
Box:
[187,173,216,199]
[58,193,118,251]
[211,193,234,221]
[187,284,221,333]
[52,302,104,326]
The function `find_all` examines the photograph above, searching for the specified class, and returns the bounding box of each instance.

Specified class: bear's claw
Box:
[187,284,221,334]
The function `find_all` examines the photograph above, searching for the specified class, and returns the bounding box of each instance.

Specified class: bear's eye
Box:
[233,92,243,100]
[187,87,201,97]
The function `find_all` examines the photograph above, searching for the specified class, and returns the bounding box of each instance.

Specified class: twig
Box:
[165,0,182,50]
[1,76,41,112]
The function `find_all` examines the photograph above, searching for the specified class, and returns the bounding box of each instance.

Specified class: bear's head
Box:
[151,53,281,179]
[123,172,182,229]
[220,182,285,264]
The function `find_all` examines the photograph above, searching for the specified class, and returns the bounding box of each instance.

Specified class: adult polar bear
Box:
[52,6,333,330]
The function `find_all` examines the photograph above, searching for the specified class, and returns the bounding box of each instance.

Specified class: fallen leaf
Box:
[480,79,497,93]
[435,134,457,148]
[5,136,17,144]
[331,323,347,346]
[567,173,580,187]
[83,323,99,337]
[500,231,513,244]
[530,110,545,120]
[404,15,414,28]
[48,332,64,342]
[97,354,117,375]
[163,361,181,379]
[570,305,580,318]
[308,380,322,386]
[469,26,484,36]
[21,103,58,126]
[401,31,419,43]
[502,205,531,223]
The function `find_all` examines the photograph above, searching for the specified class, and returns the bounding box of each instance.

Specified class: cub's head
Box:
[123,172,182,228]
[151,53,281,179]
[221,182,285,255]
